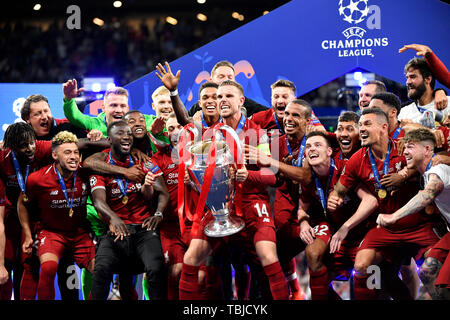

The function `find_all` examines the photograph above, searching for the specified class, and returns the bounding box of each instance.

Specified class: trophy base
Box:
[204,215,245,238]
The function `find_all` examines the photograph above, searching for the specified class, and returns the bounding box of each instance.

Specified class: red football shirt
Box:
[233,117,272,200]
[89,149,152,225]
[301,158,374,240]
[339,139,431,232]
[151,147,182,229]
[251,108,324,134]
[0,178,5,207]
[271,134,305,219]
[389,124,405,140]
[26,163,90,232]
[0,140,52,217]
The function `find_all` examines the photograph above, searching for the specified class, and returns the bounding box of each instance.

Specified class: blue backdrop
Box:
[124,0,450,116]
[1,0,448,141]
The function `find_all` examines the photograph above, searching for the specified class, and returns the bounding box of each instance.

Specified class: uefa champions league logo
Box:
[338,0,370,25]
[321,0,387,58]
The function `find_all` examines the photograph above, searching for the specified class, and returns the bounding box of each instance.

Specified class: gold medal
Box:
[122,196,128,205]
[23,194,29,202]
[378,189,387,199]
[425,205,435,215]
[69,208,74,217]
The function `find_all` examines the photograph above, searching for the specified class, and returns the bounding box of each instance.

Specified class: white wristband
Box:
[154,211,164,219]
[169,89,178,97]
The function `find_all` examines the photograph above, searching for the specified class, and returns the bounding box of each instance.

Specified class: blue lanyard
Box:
[109,152,134,197]
[11,151,30,195]
[312,158,335,213]
[368,141,392,190]
[55,166,77,210]
[392,126,402,139]
[220,113,246,135]
[417,105,428,113]
[201,112,209,129]
[273,112,285,135]
[290,136,306,167]
[339,150,343,160]
[235,113,246,135]
[426,153,436,171]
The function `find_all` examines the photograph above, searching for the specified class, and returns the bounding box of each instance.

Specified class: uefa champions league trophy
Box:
[185,125,245,237]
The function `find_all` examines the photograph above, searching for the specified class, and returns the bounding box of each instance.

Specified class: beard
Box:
[407,82,427,101]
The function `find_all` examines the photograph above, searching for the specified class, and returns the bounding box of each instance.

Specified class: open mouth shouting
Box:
[133,126,146,138]
[204,104,217,115]
[275,105,286,118]
[120,141,132,153]
[111,113,124,122]
[66,159,79,171]
[308,152,321,165]
[39,119,50,131]
[360,132,370,144]
[339,138,352,152]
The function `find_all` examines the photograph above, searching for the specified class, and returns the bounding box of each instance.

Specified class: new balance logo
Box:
[50,190,59,196]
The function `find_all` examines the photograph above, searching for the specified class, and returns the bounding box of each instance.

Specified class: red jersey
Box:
[89,149,152,225]
[251,108,323,138]
[339,139,431,232]
[300,159,344,224]
[233,117,272,200]
[271,134,305,219]
[0,140,52,217]
[0,178,5,207]
[389,124,405,140]
[302,158,374,241]
[26,163,90,232]
[151,147,182,229]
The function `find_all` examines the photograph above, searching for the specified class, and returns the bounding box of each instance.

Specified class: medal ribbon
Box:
[392,126,403,140]
[273,112,285,135]
[312,158,335,214]
[290,136,306,167]
[54,165,78,212]
[368,140,391,191]
[109,152,134,200]
[425,153,436,172]
[11,151,30,196]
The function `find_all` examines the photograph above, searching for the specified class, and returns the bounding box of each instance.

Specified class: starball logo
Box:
[321,0,389,58]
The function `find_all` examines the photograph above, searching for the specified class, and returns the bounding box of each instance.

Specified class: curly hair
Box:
[51,131,78,151]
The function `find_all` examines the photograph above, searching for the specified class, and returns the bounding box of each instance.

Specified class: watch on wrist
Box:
[154,211,163,219]
[169,89,178,97]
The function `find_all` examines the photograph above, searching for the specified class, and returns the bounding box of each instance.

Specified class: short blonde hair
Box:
[151,86,170,102]
[218,80,244,96]
[104,87,129,101]
[51,131,78,151]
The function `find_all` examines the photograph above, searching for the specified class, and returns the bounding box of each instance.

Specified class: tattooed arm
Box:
[377,173,444,226]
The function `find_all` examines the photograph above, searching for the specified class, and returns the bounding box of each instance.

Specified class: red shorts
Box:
[160,228,189,266]
[358,224,440,262]
[311,221,332,245]
[331,239,361,280]
[191,198,277,244]
[427,232,450,288]
[37,229,95,269]
[236,199,277,244]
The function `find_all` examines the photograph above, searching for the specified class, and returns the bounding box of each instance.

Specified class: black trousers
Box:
[91,225,166,300]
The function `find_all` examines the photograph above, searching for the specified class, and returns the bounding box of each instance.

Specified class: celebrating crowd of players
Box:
[0,43,449,300]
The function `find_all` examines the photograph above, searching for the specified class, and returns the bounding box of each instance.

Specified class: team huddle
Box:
[0,43,449,300]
